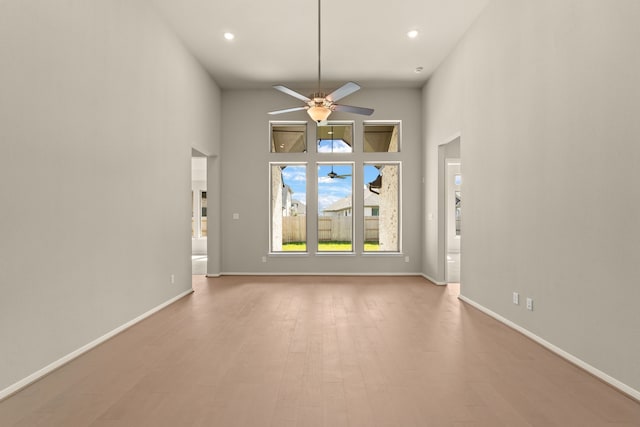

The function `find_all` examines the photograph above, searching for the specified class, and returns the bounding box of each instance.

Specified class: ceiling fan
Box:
[327,165,351,179]
[268,0,374,123]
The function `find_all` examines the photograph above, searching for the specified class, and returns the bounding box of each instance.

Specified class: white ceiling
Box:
[150,0,489,90]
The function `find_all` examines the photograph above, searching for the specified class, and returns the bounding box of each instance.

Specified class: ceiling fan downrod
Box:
[317,0,322,95]
[267,0,375,121]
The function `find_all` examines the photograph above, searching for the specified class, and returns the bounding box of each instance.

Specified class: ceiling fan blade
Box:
[326,82,360,102]
[332,104,374,116]
[335,174,352,179]
[268,106,307,115]
[273,85,311,102]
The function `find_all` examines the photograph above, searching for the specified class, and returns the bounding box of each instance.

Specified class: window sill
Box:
[361,252,403,256]
[268,252,309,256]
[314,252,357,256]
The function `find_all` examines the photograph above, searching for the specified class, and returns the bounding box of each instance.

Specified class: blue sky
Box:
[317,139,351,153]
[281,163,381,213]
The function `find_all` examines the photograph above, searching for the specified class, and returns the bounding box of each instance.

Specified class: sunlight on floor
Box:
[447,282,460,296]
[192,255,207,275]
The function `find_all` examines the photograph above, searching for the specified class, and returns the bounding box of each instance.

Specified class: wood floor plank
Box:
[1,275,639,426]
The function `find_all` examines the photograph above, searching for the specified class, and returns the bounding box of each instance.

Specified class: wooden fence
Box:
[364,217,379,242]
[282,216,306,243]
[318,216,352,242]
[282,216,379,243]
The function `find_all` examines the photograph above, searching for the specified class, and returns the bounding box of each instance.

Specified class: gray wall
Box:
[0,0,221,392]
[220,88,422,274]
[423,0,640,392]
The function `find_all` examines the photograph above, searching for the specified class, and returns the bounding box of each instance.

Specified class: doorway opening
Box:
[445,160,461,283]
[192,150,207,275]
[438,137,461,285]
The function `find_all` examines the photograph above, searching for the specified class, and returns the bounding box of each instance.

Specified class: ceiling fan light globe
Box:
[307,106,331,122]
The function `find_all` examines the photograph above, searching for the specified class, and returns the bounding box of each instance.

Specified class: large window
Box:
[364,163,400,252]
[268,120,401,255]
[201,191,207,237]
[270,163,307,252]
[192,190,207,238]
[318,163,353,252]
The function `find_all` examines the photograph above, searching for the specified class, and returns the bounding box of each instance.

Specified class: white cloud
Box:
[317,139,352,153]
[317,194,341,212]
[330,145,352,153]
[282,167,306,182]
[318,176,335,184]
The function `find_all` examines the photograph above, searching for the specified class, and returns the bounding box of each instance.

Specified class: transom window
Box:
[317,123,353,153]
[270,122,307,153]
[363,122,400,152]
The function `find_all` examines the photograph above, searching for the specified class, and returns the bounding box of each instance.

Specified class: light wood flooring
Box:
[1,275,639,426]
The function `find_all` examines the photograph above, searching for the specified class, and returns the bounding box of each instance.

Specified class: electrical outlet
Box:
[513,292,519,305]
[262,256,267,263]
[526,298,534,311]
[404,256,410,263]
[170,274,175,285]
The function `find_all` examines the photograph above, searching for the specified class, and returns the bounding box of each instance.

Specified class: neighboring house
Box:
[364,192,379,217]
[282,184,293,217]
[323,192,379,216]
[282,186,306,217]
[291,199,306,216]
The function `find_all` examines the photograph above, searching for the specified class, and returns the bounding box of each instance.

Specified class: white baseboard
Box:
[458,294,640,402]
[220,271,424,276]
[206,273,221,278]
[421,273,447,285]
[0,288,194,401]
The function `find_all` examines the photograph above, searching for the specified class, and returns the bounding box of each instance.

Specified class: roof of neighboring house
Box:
[324,197,351,213]
[364,192,379,207]
[292,199,306,215]
[323,192,379,212]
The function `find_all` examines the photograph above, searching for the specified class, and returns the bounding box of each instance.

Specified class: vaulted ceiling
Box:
[150,0,489,90]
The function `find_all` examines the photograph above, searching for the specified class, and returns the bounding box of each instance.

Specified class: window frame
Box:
[267,119,404,257]
[268,162,308,254]
[363,161,402,253]
[316,161,355,254]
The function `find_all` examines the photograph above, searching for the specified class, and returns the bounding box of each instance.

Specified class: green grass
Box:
[364,242,380,251]
[318,242,353,252]
[282,242,307,251]
[281,242,381,252]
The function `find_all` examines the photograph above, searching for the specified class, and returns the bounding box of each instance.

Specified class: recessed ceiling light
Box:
[223,32,235,41]
[407,30,419,39]
[414,66,424,73]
